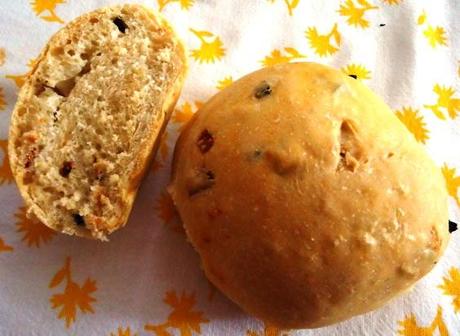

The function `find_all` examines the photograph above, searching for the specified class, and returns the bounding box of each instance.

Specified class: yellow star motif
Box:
[190,29,226,64]
[424,84,460,120]
[338,0,378,29]
[417,10,427,26]
[341,63,371,80]
[395,107,429,144]
[267,0,300,16]
[260,48,306,67]
[441,164,460,206]
[423,25,447,48]
[157,0,194,11]
[216,76,234,90]
[305,24,341,57]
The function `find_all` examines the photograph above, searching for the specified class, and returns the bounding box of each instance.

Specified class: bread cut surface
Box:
[9,4,186,240]
[169,63,449,328]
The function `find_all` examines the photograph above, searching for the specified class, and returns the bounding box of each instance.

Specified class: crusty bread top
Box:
[9,4,186,239]
[169,62,449,328]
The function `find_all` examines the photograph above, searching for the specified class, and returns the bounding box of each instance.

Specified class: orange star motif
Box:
[49,257,97,328]
[438,267,460,313]
[155,192,175,223]
[30,0,65,24]
[145,290,209,336]
[0,48,5,66]
[15,206,56,247]
[173,101,203,133]
[0,139,14,185]
[6,58,38,88]
[398,306,449,336]
[110,327,138,336]
[0,86,6,111]
[154,191,182,233]
[174,102,194,125]
[247,321,288,336]
[0,236,14,253]
[152,131,169,173]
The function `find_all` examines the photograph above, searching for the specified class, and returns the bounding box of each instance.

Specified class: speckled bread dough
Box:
[9,4,187,240]
[168,63,449,329]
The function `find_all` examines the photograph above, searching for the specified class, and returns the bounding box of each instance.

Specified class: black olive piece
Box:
[348,74,358,79]
[197,129,214,153]
[59,161,74,177]
[72,214,85,227]
[253,149,263,158]
[254,81,272,99]
[449,220,458,233]
[113,17,128,33]
[379,23,386,27]
[206,170,215,180]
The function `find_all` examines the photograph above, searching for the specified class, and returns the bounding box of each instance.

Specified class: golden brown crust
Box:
[168,62,449,328]
[9,4,187,240]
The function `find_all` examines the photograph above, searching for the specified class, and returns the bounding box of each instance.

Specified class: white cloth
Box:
[0,1,459,335]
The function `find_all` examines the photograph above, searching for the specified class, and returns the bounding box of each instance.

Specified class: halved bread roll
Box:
[9,4,187,240]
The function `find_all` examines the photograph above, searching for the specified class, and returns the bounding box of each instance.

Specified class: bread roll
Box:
[168,62,449,328]
[9,4,187,240]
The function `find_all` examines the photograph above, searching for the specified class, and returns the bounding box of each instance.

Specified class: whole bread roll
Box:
[168,62,449,328]
[9,4,187,240]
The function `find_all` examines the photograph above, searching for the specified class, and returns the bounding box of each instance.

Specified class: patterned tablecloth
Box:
[0,0,459,335]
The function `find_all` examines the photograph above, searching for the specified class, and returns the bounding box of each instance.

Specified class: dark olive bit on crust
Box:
[72,214,86,227]
[197,129,214,153]
[113,17,128,33]
[449,220,458,233]
[254,81,272,99]
[59,161,74,177]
